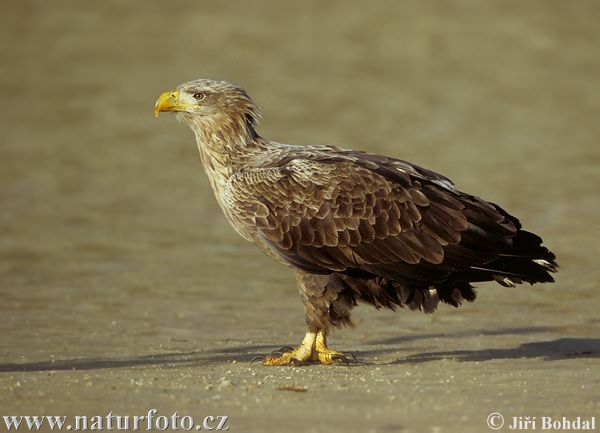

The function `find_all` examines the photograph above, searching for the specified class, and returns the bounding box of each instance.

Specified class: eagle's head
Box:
[155,79,261,143]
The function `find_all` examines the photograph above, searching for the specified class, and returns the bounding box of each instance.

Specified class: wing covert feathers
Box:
[225,147,556,297]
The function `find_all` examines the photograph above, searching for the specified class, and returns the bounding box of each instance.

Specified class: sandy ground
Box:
[1,2,599,432]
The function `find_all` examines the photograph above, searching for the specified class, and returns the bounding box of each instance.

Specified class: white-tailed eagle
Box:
[155,79,557,365]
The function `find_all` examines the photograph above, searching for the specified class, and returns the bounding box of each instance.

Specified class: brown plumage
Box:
[155,79,557,365]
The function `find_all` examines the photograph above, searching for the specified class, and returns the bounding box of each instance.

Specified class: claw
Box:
[269,346,295,357]
[252,346,297,364]
[330,354,349,364]
[330,352,358,365]
[289,356,312,367]
[250,355,265,364]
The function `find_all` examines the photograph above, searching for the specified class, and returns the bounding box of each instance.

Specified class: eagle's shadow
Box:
[362,337,600,365]
[357,326,600,364]
[0,328,597,373]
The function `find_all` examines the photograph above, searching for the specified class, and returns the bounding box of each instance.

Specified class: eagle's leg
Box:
[261,270,356,366]
[261,330,352,366]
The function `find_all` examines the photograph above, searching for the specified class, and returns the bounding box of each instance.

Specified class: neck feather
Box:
[185,114,259,202]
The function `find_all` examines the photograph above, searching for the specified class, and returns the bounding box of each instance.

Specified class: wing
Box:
[224,151,518,286]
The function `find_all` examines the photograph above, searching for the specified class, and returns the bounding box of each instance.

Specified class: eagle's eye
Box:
[193,92,206,101]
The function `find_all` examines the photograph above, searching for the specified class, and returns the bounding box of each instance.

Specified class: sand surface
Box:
[1,2,598,432]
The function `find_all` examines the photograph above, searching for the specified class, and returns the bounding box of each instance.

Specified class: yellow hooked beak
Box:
[154,90,179,118]
[154,90,202,118]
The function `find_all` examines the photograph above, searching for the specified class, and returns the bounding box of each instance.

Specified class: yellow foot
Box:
[258,331,356,366]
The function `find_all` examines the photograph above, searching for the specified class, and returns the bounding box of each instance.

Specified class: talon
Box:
[250,355,265,364]
[339,352,357,364]
[330,353,349,364]
[330,352,358,365]
[268,346,296,357]
[289,357,304,367]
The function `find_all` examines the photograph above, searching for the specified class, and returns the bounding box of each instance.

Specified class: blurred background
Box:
[1,1,598,430]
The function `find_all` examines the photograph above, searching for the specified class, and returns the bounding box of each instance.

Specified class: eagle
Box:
[154,79,557,366]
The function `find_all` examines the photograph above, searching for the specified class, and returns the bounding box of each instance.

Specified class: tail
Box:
[379,230,557,313]
[333,231,557,316]
[454,230,557,287]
